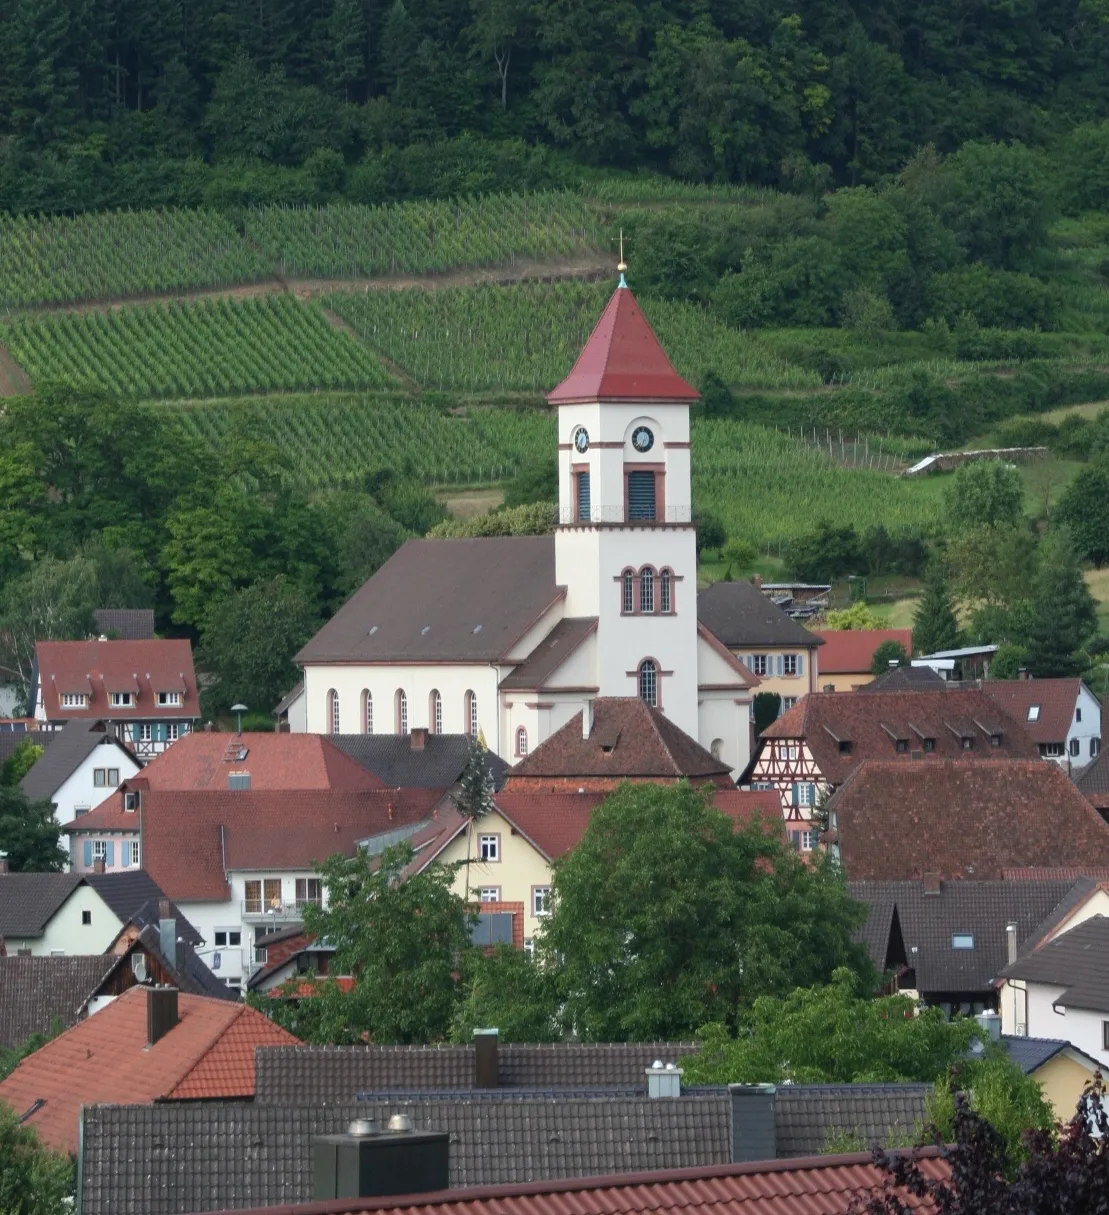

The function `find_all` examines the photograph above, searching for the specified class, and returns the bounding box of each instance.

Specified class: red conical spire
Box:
[547,285,700,405]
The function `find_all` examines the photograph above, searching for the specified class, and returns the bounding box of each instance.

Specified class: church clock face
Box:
[573,427,590,453]
[631,425,655,453]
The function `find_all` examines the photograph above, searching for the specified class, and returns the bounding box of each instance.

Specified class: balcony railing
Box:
[557,505,694,525]
[241,898,322,921]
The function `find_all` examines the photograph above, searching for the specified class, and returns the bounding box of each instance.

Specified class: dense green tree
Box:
[0,788,69,872]
[452,944,561,1042]
[912,562,959,655]
[785,522,862,582]
[988,642,1031,680]
[538,782,872,1040]
[503,460,558,508]
[1056,464,1109,568]
[694,512,726,557]
[824,602,886,630]
[752,691,782,735]
[1,739,44,787]
[1024,535,1098,677]
[682,970,979,1085]
[196,576,318,716]
[947,525,1039,610]
[944,460,1025,533]
[0,1102,73,1215]
[871,640,908,674]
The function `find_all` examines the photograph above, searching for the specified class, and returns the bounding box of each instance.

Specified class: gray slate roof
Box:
[697,582,823,650]
[296,536,560,664]
[131,923,236,1001]
[93,609,155,640]
[849,879,1079,994]
[996,1035,1098,1074]
[859,666,948,693]
[500,617,598,689]
[999,914,1109,1014]
[0,730,54,770]
[0,873,83,938]
[20,719,132,801]
[1076,744,1109,806]
[0,954,120,1047]
[255,1043,701,1104]
[79,1084,931,1215]
[328,734,509,791]
[84,872,202,946]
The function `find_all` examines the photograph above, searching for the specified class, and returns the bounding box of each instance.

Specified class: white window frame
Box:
[1043,742,1064,757]
[516,726,528,757]
[295,877,323,906]
[166,724,179,742]
[479,887,501,903]
[782,697,797,710]
[61,693,88,708]
[797,782,813,808]
[139,724,152,742]
[532,886,551,917]
[479,834,500,863]
[1028,706,1040,721]
[467,691,479,737]
[751,654,768,677]
[783,654,798,676]
[157,691,182,706]
[952,933,975,950]
[92,840,107,862]
[110,692,134,707]
[125,840,140,866]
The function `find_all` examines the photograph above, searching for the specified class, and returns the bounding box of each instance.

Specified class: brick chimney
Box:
[474,1028,499,1088]
[923,872,941,895]
[409,727,428,751]
[93,857,106,874]
[753,574,763,589]
[147,986,179,1047]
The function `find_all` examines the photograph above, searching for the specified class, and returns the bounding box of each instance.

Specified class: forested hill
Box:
[3,0,1109,212]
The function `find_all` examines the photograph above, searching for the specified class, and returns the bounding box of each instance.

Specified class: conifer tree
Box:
[912,562,959,655]
[1024,535,1097,677]
[454,735,496,898]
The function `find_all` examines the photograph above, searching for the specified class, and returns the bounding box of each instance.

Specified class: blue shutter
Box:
[121,841,130,868]
[627,471,656,520]
[797,654,804,675]
[83,840,92,867]
[577,472,590,520]
[791,783,799,806]
[105,842,115,867]
[157,723,168,743]
[131,724,141,742]
[776,655,784,676]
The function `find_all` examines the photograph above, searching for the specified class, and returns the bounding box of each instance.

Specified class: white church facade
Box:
[292,281,758,775]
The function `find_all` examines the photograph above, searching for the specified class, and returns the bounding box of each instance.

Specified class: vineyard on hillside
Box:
[247,192,602,278]
[0,209,269,308]
[3,296,393,397]
[326,281,819,392]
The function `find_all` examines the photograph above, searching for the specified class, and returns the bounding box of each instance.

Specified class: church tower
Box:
[547,277,701,739]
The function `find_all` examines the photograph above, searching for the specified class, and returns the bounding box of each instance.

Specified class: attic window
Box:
[838,740,853,755]
[1028,706,1040,722]
[922,739,935,752]
[228,772,251,791]
[894,740,908,753]
[601,744,615,754]
[110,692,134,707]
[961,737,974,750]
[124,791,140,811]
[157,691,182,706]
[990,734,1002,747]
[952,933,974,950]
[61,693,88,708]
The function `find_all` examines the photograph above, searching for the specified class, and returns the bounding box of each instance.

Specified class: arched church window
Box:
[395,689,408,734]
[516,727,528,756]
[361,689,373,734]
[638,660,658,708]
[660,568,672,613]
[622,569,635,614]
[430,689,442,734]
[328,689,340,734]
[711,738,723,760]
[640,567,654,614]
[466,690,479,736]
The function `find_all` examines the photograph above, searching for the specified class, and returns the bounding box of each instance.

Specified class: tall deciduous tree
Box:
[912,561,959,655]
[0,787,68,872]
[1055,463,1109,568]
[538,782,872,1041]
[0,1102,73,1215]
[944,460,1025,533]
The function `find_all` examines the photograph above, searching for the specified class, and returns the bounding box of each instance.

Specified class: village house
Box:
[983,676,1101,767]
[19,718,139,826]
[696,581,823,716]
[743,689,1039,846]
[32,638,199,759]
[812,629,913,692]
[288,285,758,777]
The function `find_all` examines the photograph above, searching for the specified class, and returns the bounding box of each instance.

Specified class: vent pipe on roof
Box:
[646,1060,683,1099]
[311,1119,449,1200]
[582,698,594,739]
[1006,921,1018,967]
[729,1084,777,1163]
[474,1028,499,1088]
[975,1011,1001,1043]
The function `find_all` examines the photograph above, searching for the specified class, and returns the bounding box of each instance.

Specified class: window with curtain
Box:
[660,569,672,613]
[362,690,373,734]
[639,567,654,613]
[328,689,340,734]
[622,569,634,613]
[638,660,657,707]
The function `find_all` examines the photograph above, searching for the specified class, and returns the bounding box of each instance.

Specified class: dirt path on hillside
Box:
[17,254,612,317]
[321,307,421,392]
[0,342,30,395]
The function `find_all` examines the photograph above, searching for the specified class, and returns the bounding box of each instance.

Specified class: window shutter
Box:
[121,842,130,868]
[797,654,804,675]
[131,724,141,742]
[83,840,92,867]
[577,471,590,520]
[627,470,656,520]
[791,783,799,806]
[105,841,115,866]
[777,655,784,676]
[157,723,168,742]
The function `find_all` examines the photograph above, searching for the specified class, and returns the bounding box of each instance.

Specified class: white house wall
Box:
[1066,685,1102,766]
[50,743,141,826]
[7,886,122,956]
[1000,978,1109,1069]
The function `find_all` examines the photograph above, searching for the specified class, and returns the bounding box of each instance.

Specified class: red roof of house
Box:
[982,678,1084,745]
[35,639,198,720]
[759,689,1038,784]
[131,731,384,792]
[0,986,297,1153]
[66,787,446,901]
[195,1151,948,1215]
[814,629,913,675]
[832,759,1109,880]
[547,286,699,405]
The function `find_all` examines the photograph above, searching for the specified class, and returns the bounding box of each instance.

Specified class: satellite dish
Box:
[131,954,148,983]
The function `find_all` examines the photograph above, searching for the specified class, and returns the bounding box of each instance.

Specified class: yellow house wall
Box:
[817,672,876,692]
[1033,1053,1098,1122]
[725,645,819,704]
[435,809,555,943]
[1047,889,1109,941]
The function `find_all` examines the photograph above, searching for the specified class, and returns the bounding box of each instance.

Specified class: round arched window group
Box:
[327,688,473,735]
[621,566,674,615]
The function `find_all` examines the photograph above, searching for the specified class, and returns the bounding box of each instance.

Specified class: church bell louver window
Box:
[576,471,591,521]
[627,470,656,520]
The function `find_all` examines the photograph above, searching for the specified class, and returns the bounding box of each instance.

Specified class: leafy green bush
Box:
[927,265,1059,330]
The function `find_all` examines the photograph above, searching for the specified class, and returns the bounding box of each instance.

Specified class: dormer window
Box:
[61,693,88,708]
[124,791,140,811]
[895,740,908,753]
[157,691,182,706]
[838,740,853,755]
[990,734,1002,748]
[961,736,974,750]
[922,739,936,752]
[110,692,134,707]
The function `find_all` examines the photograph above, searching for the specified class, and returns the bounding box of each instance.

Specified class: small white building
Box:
[291,281,756,778]
[998,915,1109,1067]
[983,677,1101,768]
[20,719,140,827]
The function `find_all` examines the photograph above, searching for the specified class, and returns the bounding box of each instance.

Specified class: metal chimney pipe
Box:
[1005,922,1018,967]
[582,699,594,739]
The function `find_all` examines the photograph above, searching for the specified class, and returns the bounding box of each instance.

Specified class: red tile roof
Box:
[547,287,699,405]
[814,629,913,675]
[507,698,733,788]
[1003,867,1109,881]
[0,986,297,1153]
[759,690,1038,784]
[832,759,1109,880]
[66,788,446,901]
[982,678,1084,745]
[35,639,198,720]
[130,731,385,791]
[196,1151,948,1215]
